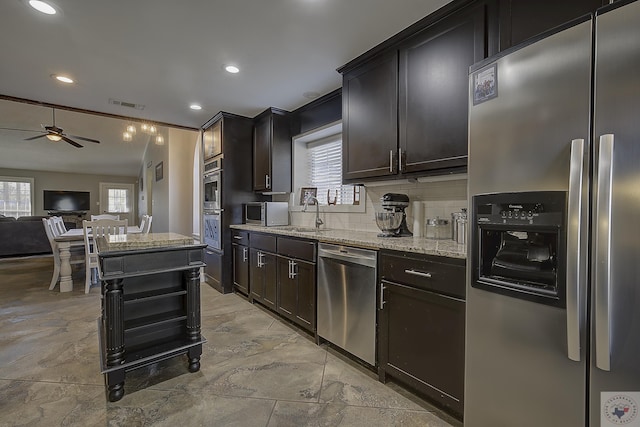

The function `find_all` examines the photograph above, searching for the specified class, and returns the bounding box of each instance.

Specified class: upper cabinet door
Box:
[253,113,271,191]
[342,53,399,182]
[498,0,606,50]
[203,120,222,160]
[399,3,487,174]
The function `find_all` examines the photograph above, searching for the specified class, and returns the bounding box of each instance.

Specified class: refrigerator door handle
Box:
[595,134,614,371]
[566,138,585,362]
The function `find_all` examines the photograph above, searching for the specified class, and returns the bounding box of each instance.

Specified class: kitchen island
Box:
[95,232,206,402]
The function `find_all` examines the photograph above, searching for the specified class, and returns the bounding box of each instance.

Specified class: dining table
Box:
[53,226,142,292]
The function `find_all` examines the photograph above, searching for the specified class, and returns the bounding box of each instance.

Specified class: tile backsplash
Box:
[288,178,468,233]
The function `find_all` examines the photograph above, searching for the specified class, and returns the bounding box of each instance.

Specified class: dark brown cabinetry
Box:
[203,119,222,160]
[232,230,250,295]
[276,237,316,332]
[378,250,466,418]
[201,112,254,294]
[498,0,607,51]
[253,108,292,193]
[399,3,487,173]
[249,233,277,309]
[340,1,496,182]
[342,53,398,181]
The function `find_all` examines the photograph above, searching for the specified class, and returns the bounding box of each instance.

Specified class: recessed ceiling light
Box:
[29,0,56,15]
[189,104,202,110]
[52,74,74,84]
[224,65,240,74]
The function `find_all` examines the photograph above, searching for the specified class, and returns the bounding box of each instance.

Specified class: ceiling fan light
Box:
[29,0,56,15]
[46,134,62,142]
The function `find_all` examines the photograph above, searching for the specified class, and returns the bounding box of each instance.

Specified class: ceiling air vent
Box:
[109,98,145,110]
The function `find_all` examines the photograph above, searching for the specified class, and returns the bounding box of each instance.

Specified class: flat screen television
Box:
[43,190,91,212]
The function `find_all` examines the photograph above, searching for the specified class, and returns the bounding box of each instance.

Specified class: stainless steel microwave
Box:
[244,202,289,226]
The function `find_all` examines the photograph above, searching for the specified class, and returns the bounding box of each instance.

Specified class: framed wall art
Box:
[155,162,164,182]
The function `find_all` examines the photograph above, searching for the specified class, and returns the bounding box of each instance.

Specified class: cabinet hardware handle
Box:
[404,269,432,278]
[257,252,264,268]
[389,150,394,173]
[242,247,248,262]
[399,148,403,172]
[265,174,270,189]
[233,236,243,240]
[291,261,297,279]
[379,284,386,310]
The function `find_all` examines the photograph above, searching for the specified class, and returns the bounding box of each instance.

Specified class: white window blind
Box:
[107,188,130,213]
[307,138,354,205]
[0,177,33,218]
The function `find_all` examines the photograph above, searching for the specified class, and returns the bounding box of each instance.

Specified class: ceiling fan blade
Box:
[69,135,101,144]
[24,134,47,141]
[0,127,44,133]
[61,136,84,148]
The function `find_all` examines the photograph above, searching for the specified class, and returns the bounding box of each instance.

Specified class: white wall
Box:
[0,167,137,217]
[137,127,198,235]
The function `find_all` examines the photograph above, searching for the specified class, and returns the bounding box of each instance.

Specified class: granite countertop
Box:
[230,224,466,259]
[96,232,199,254]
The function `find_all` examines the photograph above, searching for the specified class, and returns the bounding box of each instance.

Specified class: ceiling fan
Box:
[0,107,101,148]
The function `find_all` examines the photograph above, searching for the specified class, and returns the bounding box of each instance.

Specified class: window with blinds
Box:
[307,137,354,205]
[0,177,33,218]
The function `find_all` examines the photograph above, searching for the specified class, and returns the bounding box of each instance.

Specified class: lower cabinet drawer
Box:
[380,250,465,299]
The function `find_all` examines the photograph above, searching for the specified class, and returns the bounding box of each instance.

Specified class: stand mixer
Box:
[375,193,413,237]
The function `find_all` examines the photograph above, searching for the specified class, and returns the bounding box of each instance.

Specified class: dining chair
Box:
[50,216,67,235]
[90,214,120,221]
[140,215,152,233]
[42,218,84,291]
[83,218,128,294]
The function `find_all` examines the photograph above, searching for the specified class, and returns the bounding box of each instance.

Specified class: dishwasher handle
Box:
[318,248,376,268]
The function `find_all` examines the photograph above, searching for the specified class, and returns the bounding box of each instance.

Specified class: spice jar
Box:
[425,217,450,240]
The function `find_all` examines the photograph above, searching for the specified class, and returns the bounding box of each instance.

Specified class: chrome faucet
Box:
[302,196,323,229]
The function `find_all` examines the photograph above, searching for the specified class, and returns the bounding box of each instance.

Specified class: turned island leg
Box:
[185,268,202,372]
[104,278,125,401]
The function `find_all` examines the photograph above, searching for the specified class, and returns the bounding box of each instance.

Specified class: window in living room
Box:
[0,176,33,218]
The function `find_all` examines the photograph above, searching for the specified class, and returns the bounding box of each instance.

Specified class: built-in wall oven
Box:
[203,155,223,251]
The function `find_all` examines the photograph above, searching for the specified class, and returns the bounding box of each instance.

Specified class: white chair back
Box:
[50,216,67,235]
[140,215,152,233]
[82,218,128,293]
[91,214,120,221]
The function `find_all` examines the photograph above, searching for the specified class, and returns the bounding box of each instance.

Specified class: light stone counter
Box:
[96,232,197,253]
[230,224,466,259]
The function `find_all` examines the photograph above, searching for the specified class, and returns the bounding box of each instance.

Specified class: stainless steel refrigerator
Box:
[465,1,640,426]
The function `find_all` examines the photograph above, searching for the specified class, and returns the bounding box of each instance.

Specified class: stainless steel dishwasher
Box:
[317,243,377,365]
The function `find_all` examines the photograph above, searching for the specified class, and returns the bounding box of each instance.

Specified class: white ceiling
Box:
[0,0,451,176]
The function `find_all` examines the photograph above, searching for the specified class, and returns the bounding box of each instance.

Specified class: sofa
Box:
[0,215,75,258]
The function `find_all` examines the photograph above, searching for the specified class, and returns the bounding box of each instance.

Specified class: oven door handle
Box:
[566,138,586,362]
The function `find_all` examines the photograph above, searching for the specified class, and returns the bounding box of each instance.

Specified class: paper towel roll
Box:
[412,201,424,237]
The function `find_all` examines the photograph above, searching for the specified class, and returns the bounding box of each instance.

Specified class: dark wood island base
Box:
[95,233,207,402]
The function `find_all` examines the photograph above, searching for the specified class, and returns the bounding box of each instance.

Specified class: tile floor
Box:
[0,256,461,427]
